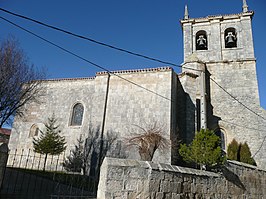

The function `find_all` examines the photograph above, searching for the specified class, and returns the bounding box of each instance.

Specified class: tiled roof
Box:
[0,128,11,136]
[97,67,173,75]
[43,77,96,82]
[41,67,173,82]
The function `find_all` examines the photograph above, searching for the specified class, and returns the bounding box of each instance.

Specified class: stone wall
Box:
[8,67,178,167]
[98,158,266,199]
[207,60,266,169]
[0,143,8,189]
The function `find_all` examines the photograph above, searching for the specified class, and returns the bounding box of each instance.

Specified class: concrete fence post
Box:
[0,143,8,189]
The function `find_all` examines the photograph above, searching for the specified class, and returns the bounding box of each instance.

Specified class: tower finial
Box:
[184,5,189,20]
[242,0,248,12]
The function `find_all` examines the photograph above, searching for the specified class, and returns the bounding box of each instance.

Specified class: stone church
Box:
[8,1,266,169]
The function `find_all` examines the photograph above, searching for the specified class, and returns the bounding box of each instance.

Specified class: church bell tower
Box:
[179,1,266,168]
[181,0,255,64]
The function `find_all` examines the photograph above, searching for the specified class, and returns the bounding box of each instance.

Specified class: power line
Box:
[221,119,266,132]
[1,10,266,155]
[210,78,266,121]
[1,7,264,122]
[221,119,266,158]
[2,11,265,122]
[0,7,202,73]
[252,136,266,158]
[0,16,173,102]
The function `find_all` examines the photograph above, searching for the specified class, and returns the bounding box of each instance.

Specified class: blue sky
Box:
[0,0,265,109]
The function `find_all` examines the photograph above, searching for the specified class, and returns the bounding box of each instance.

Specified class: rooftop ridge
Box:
[97,67,172,75]
[41,67,173,82]
[43,76,96,82]
[181,11,254,23]
[0,128,11,135]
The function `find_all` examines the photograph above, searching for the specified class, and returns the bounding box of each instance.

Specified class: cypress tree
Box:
[239,142,256,166]
[227,139,239,161]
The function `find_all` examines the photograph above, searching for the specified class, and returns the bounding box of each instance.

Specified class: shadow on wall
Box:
[205,69,221,130]
[221,164,246,191]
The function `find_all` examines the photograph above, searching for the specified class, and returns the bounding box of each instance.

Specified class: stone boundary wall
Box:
[0,143,8,189]
[97,158,266,199]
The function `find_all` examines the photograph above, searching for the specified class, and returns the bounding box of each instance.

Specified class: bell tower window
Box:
[196,30,208,50]
[225,28,237,48]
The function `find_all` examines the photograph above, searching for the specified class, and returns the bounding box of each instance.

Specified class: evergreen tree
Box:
[63,136,84,172]
[227,139,256,166]
[239,142,256,166]
[227,139,239,161]
[179,129,225,170]
[33,115,66,171]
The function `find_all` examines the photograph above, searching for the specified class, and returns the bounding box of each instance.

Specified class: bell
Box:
[198,39,205,47]
[197,35,207,50]
[226,32,236,47]
[226,36,234,46]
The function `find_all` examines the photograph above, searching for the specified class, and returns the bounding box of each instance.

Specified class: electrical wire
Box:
[221,119,266,132]
[0,7,264,121]
[210,78,266,121]
[1,7,264,122]
[1,11,266,156]
[0,16,173,102]
[0,7,202,73]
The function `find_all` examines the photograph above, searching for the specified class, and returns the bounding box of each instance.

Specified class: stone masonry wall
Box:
[181,11,266,170]
[207,60,266,169]
[8,67,177,168]
[98,158,266,199]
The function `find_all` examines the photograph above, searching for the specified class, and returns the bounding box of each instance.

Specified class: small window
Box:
[215,129,225,151]
[70,103,84,126]
[225,28,237,48]
[196,30,208,50]
[29,124,39,137]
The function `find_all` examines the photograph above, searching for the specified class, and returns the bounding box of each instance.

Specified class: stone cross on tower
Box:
[243,0,248,12]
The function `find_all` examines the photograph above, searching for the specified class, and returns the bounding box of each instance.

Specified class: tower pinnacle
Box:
[184,5,189,20]
[242,0,248,12]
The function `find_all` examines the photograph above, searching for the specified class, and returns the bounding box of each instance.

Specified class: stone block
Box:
[149,180,160,192]
[124,178,138,191]
[156,192,164,199]
[169,181,178,193]
[182,182,191,193]
[160,180,171,192]
[107,166,124,180]
[171,193,181,199]
[106,180,123,191]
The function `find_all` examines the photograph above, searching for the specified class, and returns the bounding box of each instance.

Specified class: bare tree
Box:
[0,37,45,127]
[126,122,169,161]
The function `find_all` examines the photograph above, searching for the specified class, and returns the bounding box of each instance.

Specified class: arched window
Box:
[29,124,39,137]
[215,129,226,151]
[225,28,237,48]
[70,103,84,126]
[196,30,208,50]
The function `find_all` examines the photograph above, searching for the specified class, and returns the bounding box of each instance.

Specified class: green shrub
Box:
[239,142,256,166]
[179,129,225,170]
[227,139,256,166]
[227,138,239,161]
